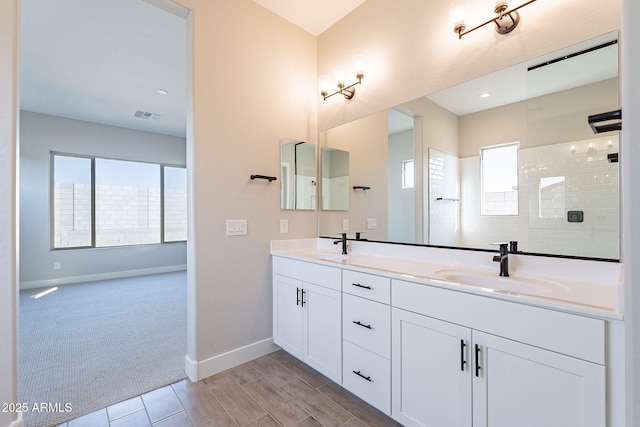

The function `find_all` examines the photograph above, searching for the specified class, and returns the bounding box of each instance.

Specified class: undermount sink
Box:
[435,270,570,294]
[306,252,351,262]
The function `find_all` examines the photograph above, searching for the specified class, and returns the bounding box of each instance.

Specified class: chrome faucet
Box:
[492,242,510,277]
[333,233,348,255]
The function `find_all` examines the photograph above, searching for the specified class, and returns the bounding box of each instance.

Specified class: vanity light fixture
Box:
[320,72,364,100]
[321,61,365,101]
[453,0,537,39]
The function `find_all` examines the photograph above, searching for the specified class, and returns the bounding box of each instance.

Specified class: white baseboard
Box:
[185,338,280,382]
[19,265,187,290]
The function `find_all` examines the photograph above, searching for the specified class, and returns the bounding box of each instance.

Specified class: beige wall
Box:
[318,0,621,132]
[319,110,388,240]
[176,0,318,371]
[400,97,460,157]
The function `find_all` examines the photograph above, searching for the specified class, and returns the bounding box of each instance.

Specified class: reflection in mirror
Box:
[319,31,619,260]
[388,109,417,243]
[280,138,316,210]
[320,110,391,240]
[321,147,349,211]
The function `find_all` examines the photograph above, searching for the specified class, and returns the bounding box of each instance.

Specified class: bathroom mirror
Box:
[320,146,350,211]
[280,138,316,210]
[318,31,620,260]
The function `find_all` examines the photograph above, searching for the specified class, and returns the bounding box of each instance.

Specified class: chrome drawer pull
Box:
[352,283,372,290]
[352,370,372,382]
[352,320,372,329]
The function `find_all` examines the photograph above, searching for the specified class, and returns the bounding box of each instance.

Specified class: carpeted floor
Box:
[18,272,187,427]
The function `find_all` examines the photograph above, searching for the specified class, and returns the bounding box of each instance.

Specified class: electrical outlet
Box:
[53,262,61,270]
[343,219,349,231]
[280,219,289,234]
[226,219,247,236]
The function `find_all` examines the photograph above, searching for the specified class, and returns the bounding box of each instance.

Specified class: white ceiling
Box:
[20,0,359,138]
[252,0,367,36]
[20,0,189,137]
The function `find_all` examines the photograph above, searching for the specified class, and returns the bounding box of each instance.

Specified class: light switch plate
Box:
[367,218,377,230]
[226,219,247,236]
[343,219,349,231]
[280,219,289,234]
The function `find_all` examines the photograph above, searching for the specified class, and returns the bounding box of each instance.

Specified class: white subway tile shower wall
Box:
[453,136,619,258]
[428,149,461,247]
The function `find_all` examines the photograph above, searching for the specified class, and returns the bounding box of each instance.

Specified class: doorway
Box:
[18,0,191,425]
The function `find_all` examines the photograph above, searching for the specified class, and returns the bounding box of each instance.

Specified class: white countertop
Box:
[271,238,623,320]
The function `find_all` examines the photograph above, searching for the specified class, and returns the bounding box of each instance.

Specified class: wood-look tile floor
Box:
[59,350,400,427]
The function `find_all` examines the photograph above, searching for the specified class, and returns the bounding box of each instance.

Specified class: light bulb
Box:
[450,0,469,34]
[319,76,329,97]
[335,69,345,89]
[354,55,365,80]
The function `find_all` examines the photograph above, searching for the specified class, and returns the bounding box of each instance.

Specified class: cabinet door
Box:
[472,331,605,427]
[304,282,342,383]
[392,308,472,427]
[273,274,304,360]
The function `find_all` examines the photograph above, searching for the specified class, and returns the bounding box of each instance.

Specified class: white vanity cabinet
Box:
[392,279,606,427]
[272,257,342,383]
[341,270,392,414]
[271,250,617,427]
[392,308,472,426]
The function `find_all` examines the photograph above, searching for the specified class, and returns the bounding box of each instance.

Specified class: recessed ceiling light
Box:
[156,89,169,95]
[479,91,490,98]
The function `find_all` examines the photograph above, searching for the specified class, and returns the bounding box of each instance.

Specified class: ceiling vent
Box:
[133,110,161,120]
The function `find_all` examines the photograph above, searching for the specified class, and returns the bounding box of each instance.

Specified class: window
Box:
[52,155,93,248]
[52,153,187,249]
[480,142,519,215]
[402,159,414,189]
[163,166,188,242]
[95,159,161,247]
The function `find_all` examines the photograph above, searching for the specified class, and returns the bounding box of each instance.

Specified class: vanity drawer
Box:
[272,256,341,291]
[342,340,391,415]
[343,270,391,304]
[343,294,391,359]
[392,279,605,364]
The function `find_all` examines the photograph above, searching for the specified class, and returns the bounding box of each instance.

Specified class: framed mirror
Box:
[280,138,316,210]
[318,31,619,260]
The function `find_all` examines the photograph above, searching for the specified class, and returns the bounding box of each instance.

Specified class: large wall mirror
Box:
[319,31,620,260]
[280,138,316,210]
